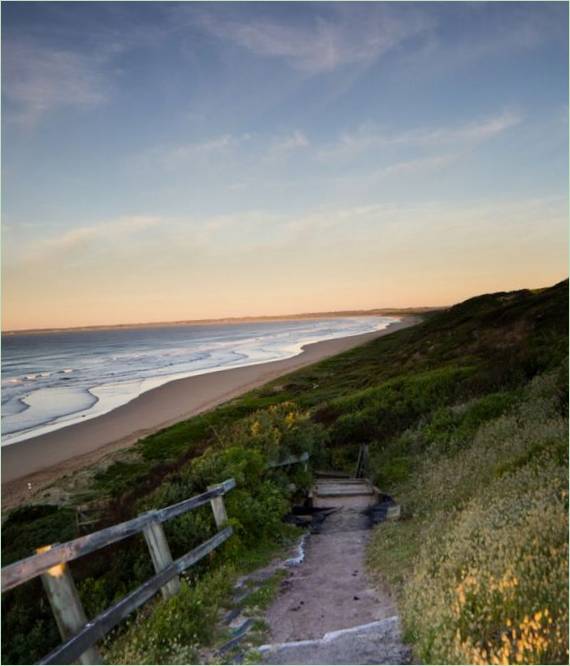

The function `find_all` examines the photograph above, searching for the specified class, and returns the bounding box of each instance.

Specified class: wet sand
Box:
[2,317,418,506]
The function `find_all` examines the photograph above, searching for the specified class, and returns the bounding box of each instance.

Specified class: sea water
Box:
[1,316,397,444]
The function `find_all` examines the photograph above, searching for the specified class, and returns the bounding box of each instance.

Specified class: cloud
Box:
[141,133,253,171]
[393,111,521,146]
[136,129,308,174]
[20,216,161,263]
[321,111,521,160]
[2,40,110,127]
[194,4,432,74]
[258,195,569,255]
[378,153,459,178]
[271,130,310,153]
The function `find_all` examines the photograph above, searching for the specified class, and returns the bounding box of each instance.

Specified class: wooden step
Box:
[315,477,368,486]
[314,486,375,497]
[315,470,351,479]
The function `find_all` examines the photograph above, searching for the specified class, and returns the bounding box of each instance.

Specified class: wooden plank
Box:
[354,446,364,478]
[316,477,368,483]
[37,546,102,665]
[142,515,180,599]
[316,485,374,497]
[314,470,351,478]
[207,486,228,528]
[267,452,310,469]
[38,527,233,665]
[2,480,235,592]
[3,512,153,592]
[158,479,235,522]
[362,444,369,477]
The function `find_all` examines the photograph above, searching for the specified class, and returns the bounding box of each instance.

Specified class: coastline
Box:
[2,317,418,507]
[2,317,396,446]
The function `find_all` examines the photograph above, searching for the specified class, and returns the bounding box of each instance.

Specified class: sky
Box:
[2,1,568,331]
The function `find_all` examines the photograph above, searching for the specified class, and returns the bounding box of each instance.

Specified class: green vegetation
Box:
[363,284,568,664]
[2,280,567,664]
[367,373,568,664]
[105,568,235,664]
[241,570,287,612]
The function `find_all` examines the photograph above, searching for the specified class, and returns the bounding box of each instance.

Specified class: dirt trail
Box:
[257,477,413,664]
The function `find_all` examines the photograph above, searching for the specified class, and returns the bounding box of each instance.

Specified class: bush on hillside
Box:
[218,402,328,463]
[106,567,234,664]
[369,367,569,665]
[328,366,476,446]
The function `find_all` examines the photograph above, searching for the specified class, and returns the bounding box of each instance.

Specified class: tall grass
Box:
[368,370,568,664]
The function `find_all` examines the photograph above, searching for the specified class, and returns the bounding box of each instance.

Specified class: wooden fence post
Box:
[142,512,180,599]
[362,444,369,476]
[36,545,103,665]
[207,485,228,528]
[355,446,363,478]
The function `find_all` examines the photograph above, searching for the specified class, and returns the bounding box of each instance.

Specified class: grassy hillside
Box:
[2,280,567,664]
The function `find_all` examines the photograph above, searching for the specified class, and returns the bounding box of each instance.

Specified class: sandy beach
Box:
[2,317,417,507]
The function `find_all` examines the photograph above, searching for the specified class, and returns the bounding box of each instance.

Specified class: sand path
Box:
[258,478,413,664]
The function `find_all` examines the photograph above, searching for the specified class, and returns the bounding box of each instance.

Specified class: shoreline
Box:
[2,317,418,508]
[2,318,396,446]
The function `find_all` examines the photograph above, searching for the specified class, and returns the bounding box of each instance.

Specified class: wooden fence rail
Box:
[39,528,233,665]
[1,478,236,665]
[2,453,312,665]
[2,479,236,593]
[267,451,309,469]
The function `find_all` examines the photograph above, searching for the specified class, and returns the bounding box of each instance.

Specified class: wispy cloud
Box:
[394,111,521,146]
[15,216,161,264]
[49,215,158,249]
[271,130,310,153]
[139,133,253,171]
[2,40,110,127]
[2,11,171,129]
[320,111,521,160]
[378,153,459,178]
[193,4,432,75]
[136,129,309,174]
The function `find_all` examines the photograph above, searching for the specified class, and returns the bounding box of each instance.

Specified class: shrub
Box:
[218,402,327,462]
[2,506,77,565]
[424,390,520,453]
[328,366,476,446]
[106,567,234,664]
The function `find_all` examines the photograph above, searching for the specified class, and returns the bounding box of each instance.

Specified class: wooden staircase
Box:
[312,474,378,509]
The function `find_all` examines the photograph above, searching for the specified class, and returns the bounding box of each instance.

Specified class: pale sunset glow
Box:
[2,2,568,331]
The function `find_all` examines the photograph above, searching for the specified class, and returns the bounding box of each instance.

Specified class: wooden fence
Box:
[1,452,312,665]
[1,479,236,665]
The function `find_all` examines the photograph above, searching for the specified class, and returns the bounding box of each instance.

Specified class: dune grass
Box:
[367,371,568,664]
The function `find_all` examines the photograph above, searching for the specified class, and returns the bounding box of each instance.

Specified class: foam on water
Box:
[1,316,398,444]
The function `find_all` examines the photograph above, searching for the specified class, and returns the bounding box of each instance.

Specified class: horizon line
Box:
[1,305,446,336]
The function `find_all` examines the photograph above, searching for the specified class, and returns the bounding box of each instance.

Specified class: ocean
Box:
[1,316,397,445]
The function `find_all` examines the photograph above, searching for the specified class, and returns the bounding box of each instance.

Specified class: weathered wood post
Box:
[142,511,180,599]
[362,444,369,477]
[36,545,103,665]
[208,485,228,528]
[355,445,363,478]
